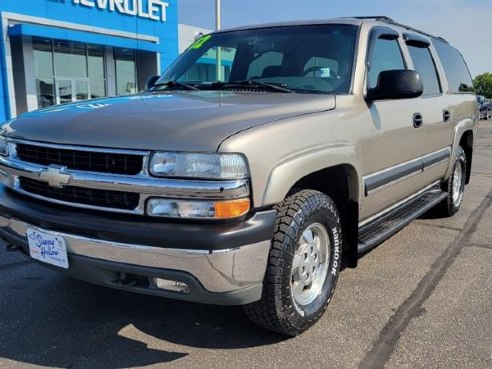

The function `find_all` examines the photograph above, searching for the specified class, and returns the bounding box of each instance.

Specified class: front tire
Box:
[243,190,343,336]
[436,146,467,217]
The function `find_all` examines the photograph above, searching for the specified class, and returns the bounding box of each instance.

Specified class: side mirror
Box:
[366,70,423,102]
[145,75,160,90]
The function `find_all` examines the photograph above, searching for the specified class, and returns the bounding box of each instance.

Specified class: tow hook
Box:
[118,272,138,287]
[5,244,22,252]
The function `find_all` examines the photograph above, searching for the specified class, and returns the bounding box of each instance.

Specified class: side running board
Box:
[358,187,448,254]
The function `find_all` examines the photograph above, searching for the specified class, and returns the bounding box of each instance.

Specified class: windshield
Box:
[156,24,358,94]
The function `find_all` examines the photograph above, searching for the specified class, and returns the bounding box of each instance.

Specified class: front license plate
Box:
[27,228,69,269]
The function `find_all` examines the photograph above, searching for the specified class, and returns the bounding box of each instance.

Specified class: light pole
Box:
[215,0,222,81]
[215,0,221,31]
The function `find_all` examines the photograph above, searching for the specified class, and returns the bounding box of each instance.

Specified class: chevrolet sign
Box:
[72,0,170,22]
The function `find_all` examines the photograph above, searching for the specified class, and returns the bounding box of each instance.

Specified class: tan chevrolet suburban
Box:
[0,16,478,336]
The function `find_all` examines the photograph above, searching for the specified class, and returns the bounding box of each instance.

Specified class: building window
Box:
[115,48,137,95]
[88,45,106,99]
[32,37,107,108]
[180,47,236,83]
[33,38,55,108]
[54,40,88,78]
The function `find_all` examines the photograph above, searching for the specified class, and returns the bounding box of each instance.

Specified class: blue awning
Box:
[8,23,159,52]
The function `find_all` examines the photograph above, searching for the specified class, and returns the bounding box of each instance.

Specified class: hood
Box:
[3,91,336,151]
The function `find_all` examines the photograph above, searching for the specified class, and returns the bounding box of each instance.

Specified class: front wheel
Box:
[243,190,343,336]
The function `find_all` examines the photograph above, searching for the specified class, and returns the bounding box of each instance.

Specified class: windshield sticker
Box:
[191,35,212,50]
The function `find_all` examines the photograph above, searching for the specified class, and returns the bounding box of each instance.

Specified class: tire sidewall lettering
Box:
[331,226,340,276]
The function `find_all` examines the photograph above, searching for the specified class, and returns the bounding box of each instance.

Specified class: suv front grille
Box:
[16,144,144,175]
[19,177,140,211]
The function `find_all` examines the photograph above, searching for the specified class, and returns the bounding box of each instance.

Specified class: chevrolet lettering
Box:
[72,0,169,22]
[0,17,478,336]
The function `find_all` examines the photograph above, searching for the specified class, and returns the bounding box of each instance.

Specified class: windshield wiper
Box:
[151,81,200,91]
[212,80,294,93]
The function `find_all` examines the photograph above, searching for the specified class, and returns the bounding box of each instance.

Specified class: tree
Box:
[473,73,492,98]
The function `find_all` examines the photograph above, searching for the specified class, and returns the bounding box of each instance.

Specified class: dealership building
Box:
[0,0,208,123]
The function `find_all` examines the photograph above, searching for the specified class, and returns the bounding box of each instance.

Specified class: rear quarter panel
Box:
[446,94,478,179]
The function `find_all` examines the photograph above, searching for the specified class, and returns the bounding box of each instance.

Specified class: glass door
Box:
[74,80,89,101]
[56,79,73,105]
[55,79,90,105]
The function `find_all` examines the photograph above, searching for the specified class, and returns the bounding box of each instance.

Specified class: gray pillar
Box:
[136,50,157,91]
[23,37,38,112]
[105,46,116,96]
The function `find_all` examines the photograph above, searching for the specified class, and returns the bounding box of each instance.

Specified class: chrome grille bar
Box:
[0,140,250,215]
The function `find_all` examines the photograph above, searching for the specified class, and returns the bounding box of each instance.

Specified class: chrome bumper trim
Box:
[0,216,270,293]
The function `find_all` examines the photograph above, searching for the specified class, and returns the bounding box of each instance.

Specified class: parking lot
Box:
[1,121,491,369]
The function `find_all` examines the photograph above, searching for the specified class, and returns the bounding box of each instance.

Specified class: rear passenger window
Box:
[368,38,405,89]
[407,45,441,96]
[432,39,474,94]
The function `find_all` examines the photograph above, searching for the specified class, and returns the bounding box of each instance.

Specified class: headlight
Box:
[0,136,9,156]
[149,152,248,179]
[146,198,251,219]
[0,137,8,157]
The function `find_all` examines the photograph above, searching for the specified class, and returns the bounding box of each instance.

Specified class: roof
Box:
[216,18,363,33]
[215,16,447,43]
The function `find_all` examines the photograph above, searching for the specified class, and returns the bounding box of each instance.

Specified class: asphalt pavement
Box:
[0,122,491,369]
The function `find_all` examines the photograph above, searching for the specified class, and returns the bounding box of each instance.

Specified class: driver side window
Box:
[247,52,284,79]
[368,38,405,89]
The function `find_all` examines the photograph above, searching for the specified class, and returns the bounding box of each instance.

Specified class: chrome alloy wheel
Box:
[452,162,463,207]
[291,223,330,306]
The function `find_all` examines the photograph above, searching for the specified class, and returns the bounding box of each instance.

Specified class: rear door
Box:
[431,39,477,177]
[403,34,453,184]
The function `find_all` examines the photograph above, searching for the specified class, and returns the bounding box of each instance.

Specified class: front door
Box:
[359,32,426,220]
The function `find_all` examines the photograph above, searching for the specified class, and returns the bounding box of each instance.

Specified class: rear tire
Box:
[435,146,467,217]
[243,190,343,336]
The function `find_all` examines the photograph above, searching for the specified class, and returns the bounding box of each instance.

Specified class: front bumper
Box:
[0,188,275,305]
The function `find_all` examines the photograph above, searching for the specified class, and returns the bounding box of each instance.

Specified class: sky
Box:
[178,0,492,77]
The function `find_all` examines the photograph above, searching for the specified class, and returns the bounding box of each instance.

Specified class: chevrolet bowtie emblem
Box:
[39,167,72,188]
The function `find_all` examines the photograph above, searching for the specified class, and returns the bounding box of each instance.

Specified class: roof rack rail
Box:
[346,16,448,43]
[349,16,394,22]
[382,19,448,43]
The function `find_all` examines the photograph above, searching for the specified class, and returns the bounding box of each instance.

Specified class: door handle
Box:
[443,110,451,122]
[413,113,423,128]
